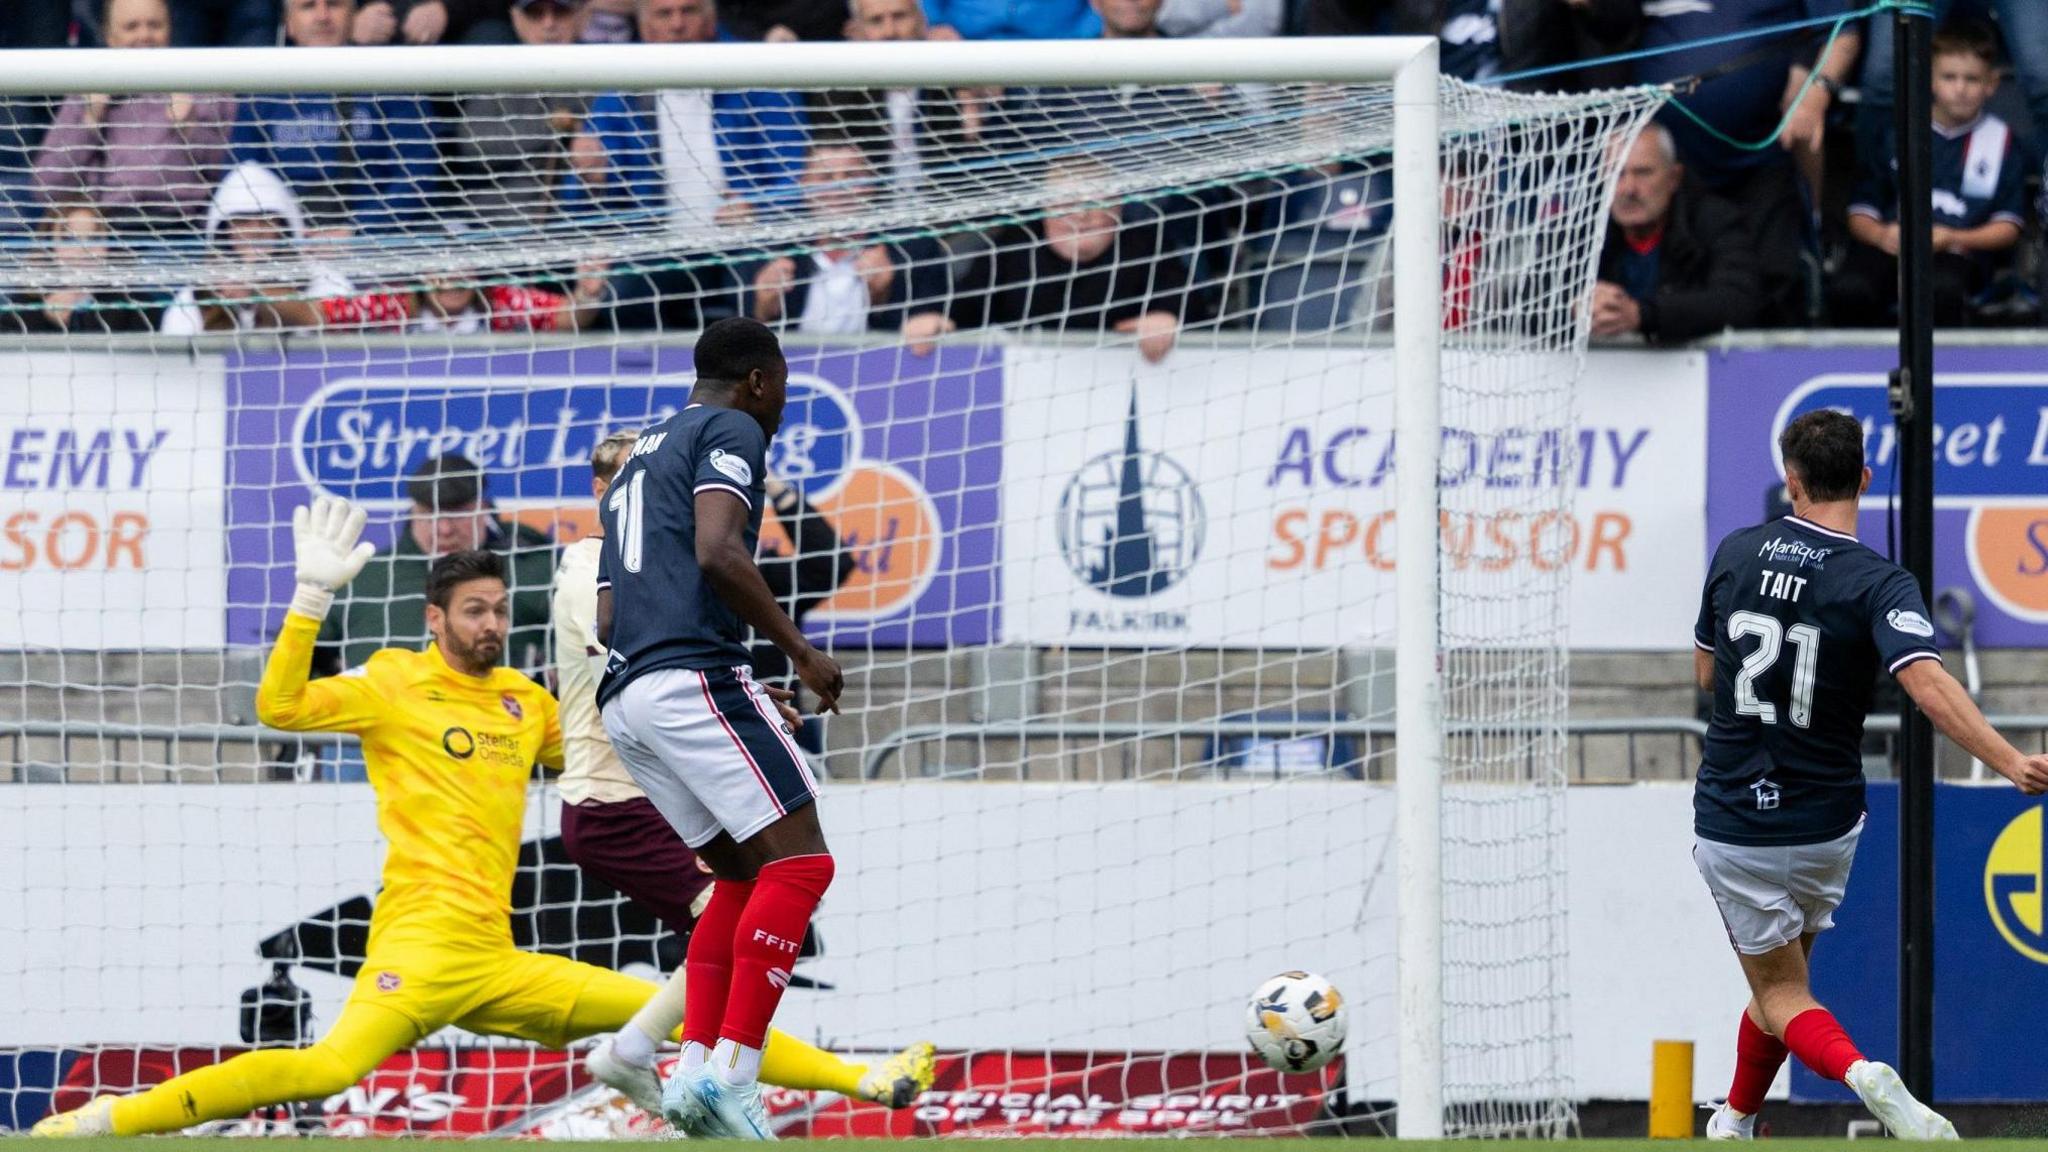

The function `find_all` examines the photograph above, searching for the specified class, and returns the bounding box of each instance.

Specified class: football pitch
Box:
[22,1141,2024,1150]
[24,1131,2023,1139]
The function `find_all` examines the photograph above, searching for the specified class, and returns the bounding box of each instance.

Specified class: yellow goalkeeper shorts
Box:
[347,940,606,1049]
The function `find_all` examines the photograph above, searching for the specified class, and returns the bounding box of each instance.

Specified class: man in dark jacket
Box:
[806,0,1002,203]
[744,139,956,335]
[448,0,591,227]
[1592,124,1760,345]
[317,453,558,675]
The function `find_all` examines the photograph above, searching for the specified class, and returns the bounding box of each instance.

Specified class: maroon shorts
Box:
[559,796,715,936]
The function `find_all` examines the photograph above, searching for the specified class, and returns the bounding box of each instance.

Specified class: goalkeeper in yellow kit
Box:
[33,496,904,1138]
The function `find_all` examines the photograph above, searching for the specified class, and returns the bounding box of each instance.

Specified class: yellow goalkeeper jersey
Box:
[257,611,564,949]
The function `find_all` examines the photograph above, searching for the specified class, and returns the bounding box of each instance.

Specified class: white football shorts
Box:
[1693,817,1864,956]
[600,665,819,848]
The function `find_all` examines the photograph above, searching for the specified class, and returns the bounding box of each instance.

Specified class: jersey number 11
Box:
[608,471,646,574]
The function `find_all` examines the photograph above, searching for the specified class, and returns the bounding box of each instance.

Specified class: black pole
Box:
[1892,7,1937,1102]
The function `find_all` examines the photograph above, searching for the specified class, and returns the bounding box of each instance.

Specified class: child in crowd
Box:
[1831,20,2023,327]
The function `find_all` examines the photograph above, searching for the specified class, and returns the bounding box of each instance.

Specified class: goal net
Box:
[0,41,1662,1139]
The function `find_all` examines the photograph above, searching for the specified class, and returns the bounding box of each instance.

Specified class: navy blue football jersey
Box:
[1850,114,2025,238]
[595,404,768,708]
[1693,515,1941,846]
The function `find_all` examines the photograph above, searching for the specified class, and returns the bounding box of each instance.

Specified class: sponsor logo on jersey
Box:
[1056,389,1206,601]
[766,967,791,990]
[500,693,523,720]
[442,726,475,759]
[708,448,753,488]
[1750,778,1782,811]
[1887,609,1935,637]
[1985,805,2048,964]
[1758,536,1832,569]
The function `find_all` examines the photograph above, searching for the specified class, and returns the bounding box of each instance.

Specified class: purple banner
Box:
[226,344,1003,648]
[1707,346,2048,648]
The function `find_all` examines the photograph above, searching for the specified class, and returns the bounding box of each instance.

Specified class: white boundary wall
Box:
[0,781,1759,1103]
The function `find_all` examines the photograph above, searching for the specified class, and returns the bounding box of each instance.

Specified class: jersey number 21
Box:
[1727,610,1819,728]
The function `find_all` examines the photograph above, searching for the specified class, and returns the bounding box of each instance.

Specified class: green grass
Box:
[15,1141,2031,1150]
[16,1131,2031,1139]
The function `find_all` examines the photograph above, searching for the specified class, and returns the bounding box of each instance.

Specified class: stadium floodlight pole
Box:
[1891,6,1938,1104]
[1392,40,1445,1144]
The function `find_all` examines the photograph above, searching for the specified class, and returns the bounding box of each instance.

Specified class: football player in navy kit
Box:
[1692,410,2048,1141]
[595,318,845,1140]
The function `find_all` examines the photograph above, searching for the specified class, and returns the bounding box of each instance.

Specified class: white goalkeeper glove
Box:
[289,495,374,619]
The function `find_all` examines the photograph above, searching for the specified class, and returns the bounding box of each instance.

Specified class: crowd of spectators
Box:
[4,0,2048,343]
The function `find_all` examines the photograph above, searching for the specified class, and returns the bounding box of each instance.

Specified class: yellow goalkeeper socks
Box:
[109,1002,413,1135]
[761,1028,866,1098]
[109,1046,344,1135]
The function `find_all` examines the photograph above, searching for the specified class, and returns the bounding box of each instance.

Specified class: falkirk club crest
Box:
[1056,389,1205,599]
[501,694,523,721]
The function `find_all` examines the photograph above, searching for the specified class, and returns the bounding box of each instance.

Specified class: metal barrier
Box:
[0,721,357,783]
[860,714,2048,782]
[858,717,1715,780]
[6,714,2047,784]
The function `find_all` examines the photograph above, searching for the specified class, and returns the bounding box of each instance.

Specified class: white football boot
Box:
[585,1034,665,1118]
[1844,1059,1959,1141]
[678,1062,777,1141]
[1704,1101,1756,1141]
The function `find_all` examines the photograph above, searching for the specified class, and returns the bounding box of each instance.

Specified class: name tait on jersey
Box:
[1758,569,1807,602]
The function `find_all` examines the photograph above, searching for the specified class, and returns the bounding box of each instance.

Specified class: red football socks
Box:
[1728,1011,1789,1114]
[681,878,753,1051]
[723,853,835,1049]
[1782,1008,1864,1083]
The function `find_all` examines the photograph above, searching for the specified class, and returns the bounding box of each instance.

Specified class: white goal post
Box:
[0,38,1661,1141]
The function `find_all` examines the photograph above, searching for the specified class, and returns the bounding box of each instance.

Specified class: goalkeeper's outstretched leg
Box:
[31,957,928,1137]
[32,999,417,1137]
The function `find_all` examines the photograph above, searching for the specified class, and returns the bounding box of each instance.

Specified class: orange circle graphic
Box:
[1969,506,2048,623]
[760,466,937,618]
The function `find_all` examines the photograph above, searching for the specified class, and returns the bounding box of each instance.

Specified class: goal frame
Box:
[1,37,1449,1139]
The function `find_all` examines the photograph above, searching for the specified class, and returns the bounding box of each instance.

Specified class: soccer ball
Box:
[1245,970,1347,1073]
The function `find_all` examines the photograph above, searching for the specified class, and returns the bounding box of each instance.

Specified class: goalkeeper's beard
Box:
[444,631,505,676]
